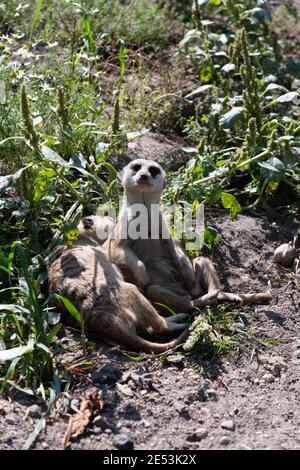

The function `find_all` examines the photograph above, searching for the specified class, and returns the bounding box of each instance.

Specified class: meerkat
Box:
[103,158,272,311]
[47,218,189,354]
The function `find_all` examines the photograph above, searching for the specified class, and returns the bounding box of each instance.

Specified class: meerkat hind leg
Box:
[146,284,194,312]
[191,257,220,298]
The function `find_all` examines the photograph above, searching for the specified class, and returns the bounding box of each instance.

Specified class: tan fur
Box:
[103,158,272,310]
[48,230,189,353]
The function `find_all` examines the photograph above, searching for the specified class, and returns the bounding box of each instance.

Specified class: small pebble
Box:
[140,419,151,428]
[166,355,184,365]
[220,436,231,445]
[70,399,80,410]
[221,420,235,431]
[41,441,49,449]
[239,442,252,450]
[113,433,134,450]
[28,404,41,419]
[262,373,275,384]
[195,428,208,439]
[6,417,16,425]
[116,383,134,397]
[206,389,218,401]
[93,426,103,434]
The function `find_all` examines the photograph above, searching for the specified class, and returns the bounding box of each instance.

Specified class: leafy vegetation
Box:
[0,1,299,398]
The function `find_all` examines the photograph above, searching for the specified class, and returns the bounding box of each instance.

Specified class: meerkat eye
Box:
[131,164,141,172]
[149,166,161,178]
[83,217,93,229]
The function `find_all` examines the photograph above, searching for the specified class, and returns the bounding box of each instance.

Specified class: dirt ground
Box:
[0,0,300,453]
[0,208,299,451]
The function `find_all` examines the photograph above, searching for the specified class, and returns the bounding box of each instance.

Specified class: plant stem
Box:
[191,149,270,186]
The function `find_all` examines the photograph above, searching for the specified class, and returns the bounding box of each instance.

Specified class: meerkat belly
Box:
[132,239,189,296]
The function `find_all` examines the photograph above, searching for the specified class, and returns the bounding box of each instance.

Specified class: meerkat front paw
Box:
[136,261,150,289]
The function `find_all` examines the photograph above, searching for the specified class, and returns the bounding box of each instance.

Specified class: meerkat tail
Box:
[121,328,189,354]
[216,291,272,305]
[237,291,273,305]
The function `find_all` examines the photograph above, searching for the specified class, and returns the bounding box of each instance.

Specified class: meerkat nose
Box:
[138,174,149,182]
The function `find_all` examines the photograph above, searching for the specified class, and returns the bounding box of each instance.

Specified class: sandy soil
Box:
[0,209,299,451]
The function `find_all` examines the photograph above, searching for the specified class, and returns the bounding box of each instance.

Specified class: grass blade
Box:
[29,0,43,45]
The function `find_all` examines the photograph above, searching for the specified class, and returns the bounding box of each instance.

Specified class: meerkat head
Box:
[78,215,114,244]
[121,159,166,195]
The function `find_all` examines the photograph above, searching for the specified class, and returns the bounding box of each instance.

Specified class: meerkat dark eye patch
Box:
[83,217,93,229]
[132,164,141,172]
[149,166,161,178]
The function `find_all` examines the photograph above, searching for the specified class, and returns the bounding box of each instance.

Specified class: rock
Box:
[262,373,275,384]
[220,436,231,445]
[5,417,16,425]
[93,426,103,434]
[41,441,49,449]
[175,402,188,414]
[239,442,252,450]
[140,419,151,428]
[28,404,41,418]
[221,420,235,431]
[70,399,80,410]
[93,416,117,433]
[91,363,121,384]
[187,428,208,441]
[205,389,218,401]
[116,383,134,397]
[113,433,134,450]
[165,355,184,365]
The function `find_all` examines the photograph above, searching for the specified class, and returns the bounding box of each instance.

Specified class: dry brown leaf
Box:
[63,389,104,448]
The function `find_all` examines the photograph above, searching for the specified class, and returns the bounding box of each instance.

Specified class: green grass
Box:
[0,0,300,399]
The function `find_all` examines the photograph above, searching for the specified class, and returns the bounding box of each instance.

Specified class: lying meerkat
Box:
[103,158,272,311]
[47,218,189,353]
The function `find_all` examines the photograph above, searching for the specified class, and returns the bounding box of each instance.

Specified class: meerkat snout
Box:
[122,158,166,193]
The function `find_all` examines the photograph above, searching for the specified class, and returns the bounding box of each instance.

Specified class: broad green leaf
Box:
[40,145,67,165]
[221,63,235,74]
[275,92,298,103]
[264,83,288,94]
[219,107,243,128]
[250,7,271,21]
[0,166,30,195]
[258,157,285,182]
[185,85,212,100]
[179,29,201,48]
[203,226,221,246]
[221,192,241,220]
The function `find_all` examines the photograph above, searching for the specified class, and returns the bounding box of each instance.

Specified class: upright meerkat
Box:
[104,158,272,311]
[48,218,189,353]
